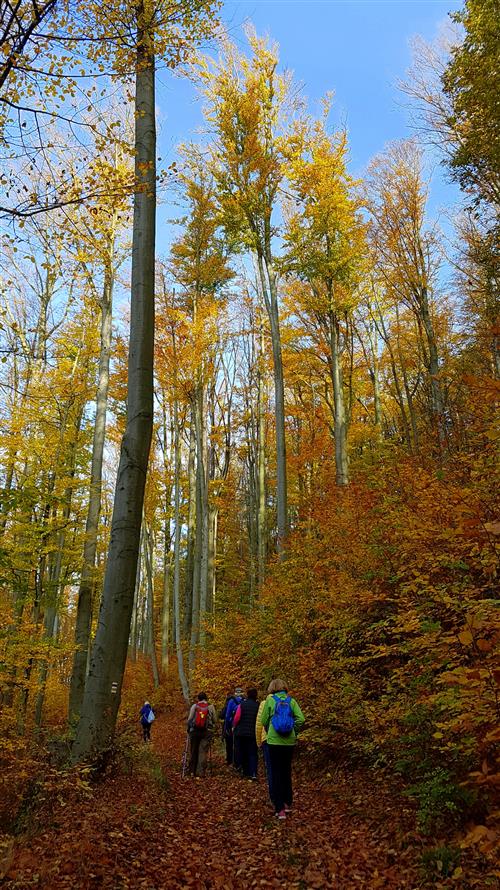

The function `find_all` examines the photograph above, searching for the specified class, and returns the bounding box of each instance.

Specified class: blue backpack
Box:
[271,694,294,736]
[224,695,242,734]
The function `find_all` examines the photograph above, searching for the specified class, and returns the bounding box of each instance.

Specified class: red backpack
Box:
[194,701,210,730]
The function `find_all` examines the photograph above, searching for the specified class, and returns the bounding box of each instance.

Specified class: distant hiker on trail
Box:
[140,701,155,742]
[260,679,305,819]
[256,696,273,802]
[187,692,216,778]
[219,686,244,767]
[232,687,260,779]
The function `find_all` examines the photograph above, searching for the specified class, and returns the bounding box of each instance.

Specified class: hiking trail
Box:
[3,700,429,888]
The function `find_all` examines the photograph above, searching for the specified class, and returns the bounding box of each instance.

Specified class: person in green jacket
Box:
[260,678,305,819]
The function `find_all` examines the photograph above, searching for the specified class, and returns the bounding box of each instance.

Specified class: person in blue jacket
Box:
[140,700,155,742]
[220,687,244,766]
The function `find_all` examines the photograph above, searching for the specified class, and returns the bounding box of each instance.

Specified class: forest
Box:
[0,0,498,886]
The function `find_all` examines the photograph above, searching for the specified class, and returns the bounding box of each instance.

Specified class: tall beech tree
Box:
[366,141,447,452]
[169,147,233,655]
[283,117,365,485]
[69,142,131,720]
[201,32,293,552]
[72,0,219,761]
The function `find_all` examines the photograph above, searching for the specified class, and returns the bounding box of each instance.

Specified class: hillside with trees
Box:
[0,0,498,886]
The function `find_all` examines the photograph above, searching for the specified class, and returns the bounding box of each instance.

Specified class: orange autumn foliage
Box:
[196,406,499,833]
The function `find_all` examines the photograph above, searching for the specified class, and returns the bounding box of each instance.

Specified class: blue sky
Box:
[156,0,463,241]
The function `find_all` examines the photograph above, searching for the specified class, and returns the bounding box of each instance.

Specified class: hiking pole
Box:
[181,733,189,778]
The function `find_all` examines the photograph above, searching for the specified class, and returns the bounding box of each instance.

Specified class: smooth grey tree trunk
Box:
[172,392,190,703]
[256,309,267,587]
[69,233,114,720]
[419,286,446,450]
[129,548,141,662]
[374,307,414,451]
[182,417,196,639]
[72,19,156,761]
[160,395,173,672]
[359,308,383,433]
[144,523,160,688]
[328,307,349,486]
[189,440,202,672]
[161,517,172,672]
[257,251,288,553]
[34,422,81,728]
[193,382,209,646]
[207,505,217,615]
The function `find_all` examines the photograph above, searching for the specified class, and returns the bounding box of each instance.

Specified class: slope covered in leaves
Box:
[1,696,497,889]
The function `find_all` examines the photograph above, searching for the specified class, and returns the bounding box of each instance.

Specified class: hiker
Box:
[256,696,273,802]
[187,692,216,778]
[219,686,244,767]
[260,679,305,819]
[232,687,259,779]
[139,700,155,742]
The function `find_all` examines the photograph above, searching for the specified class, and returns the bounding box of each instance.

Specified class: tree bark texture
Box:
[69,236,114,720]
[72,22,156,761]
[257,251,288,553]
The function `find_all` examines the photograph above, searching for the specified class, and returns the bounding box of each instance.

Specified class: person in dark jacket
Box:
[139,700,155,742]
[232,688,260,779]
[219,686,244,766]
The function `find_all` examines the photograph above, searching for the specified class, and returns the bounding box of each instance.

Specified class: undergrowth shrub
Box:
[420,845,462,881]
[196,451,499,840]
[406,768,475,834]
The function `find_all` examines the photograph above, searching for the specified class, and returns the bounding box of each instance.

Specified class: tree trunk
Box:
[161,517,171,673]
[419,286,446,450]
[129,547,141,662]
[189,432,202,672]
[69,233,114,720]
[183,416,196,639]
[329,308,349,486]
[35,426,81,728]
[72,15,156,761]
[172,393,190,703]
[257,251,288,552]
[144,523,160,688]
[256,306,267,586]
[193,382,209,646]
[394,305,420,453]
[366,317,382,431]
[207,504,217,615]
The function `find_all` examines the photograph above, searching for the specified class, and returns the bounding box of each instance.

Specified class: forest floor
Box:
[0,700,494,889]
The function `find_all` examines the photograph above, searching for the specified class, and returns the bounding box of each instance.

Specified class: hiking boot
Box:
[275,809,286,819]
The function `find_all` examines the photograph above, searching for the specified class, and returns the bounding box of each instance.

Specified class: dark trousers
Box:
[262,741,273,801]
[234,735,258,777]
[189,730,211,777]
[224,731,234,765]
[233,732,243,770]
[268,744,294,813]
[141,720,151,741]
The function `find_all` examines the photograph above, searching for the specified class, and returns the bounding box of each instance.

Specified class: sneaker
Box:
[284,804,291,813]
[275,809,286,819]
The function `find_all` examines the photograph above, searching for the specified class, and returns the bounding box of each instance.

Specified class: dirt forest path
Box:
[4,703,422,889]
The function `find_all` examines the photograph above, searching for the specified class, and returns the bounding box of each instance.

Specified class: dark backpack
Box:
[271,694,294,736]
[194,701,210,730]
